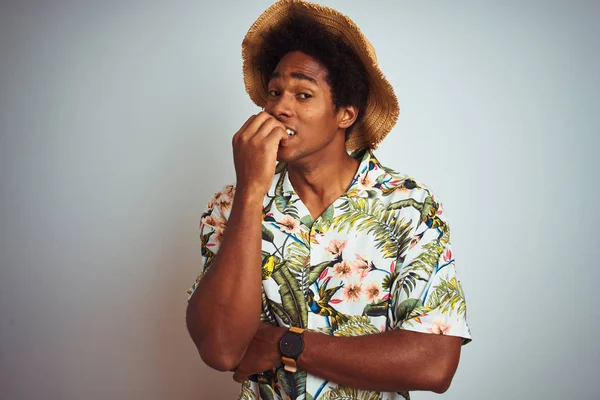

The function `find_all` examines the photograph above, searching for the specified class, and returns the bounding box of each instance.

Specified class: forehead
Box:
[270,51,329,86]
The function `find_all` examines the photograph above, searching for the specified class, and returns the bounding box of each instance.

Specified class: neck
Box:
[287,143,360,219]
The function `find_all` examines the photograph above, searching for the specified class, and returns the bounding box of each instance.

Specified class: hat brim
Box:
[242,0,399,150]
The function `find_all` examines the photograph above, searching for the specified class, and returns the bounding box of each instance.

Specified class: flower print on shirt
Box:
[343,282,363,303]
[356,171,376,191]
[363,282,382,303]
[428,320,452,335]
[325,239,347,256]
[278,215,300,234]
[352,254,371,280]
[333,260,353,280]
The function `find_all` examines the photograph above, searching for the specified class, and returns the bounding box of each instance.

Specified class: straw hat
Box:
[242,0,399,150]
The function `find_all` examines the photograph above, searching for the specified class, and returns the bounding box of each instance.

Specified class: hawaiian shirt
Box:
[188,149,471,400]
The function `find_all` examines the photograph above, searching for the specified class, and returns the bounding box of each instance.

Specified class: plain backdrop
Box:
[1,0,599,399]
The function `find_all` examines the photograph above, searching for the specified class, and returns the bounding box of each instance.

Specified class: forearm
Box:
[186,190,264,369]
[298,329,461,393]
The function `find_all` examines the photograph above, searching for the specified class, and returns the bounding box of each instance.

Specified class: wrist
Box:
[234,185,267,205]
[279,326,306,373]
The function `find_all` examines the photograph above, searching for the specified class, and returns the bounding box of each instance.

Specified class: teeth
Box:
[286,128,296,136]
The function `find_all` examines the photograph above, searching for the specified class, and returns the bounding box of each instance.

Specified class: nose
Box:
[266,92,294,120]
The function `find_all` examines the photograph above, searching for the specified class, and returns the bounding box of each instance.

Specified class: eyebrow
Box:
[270,71,318,85]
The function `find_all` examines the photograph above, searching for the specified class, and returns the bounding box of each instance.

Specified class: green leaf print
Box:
[258,384,276,400]
[274,167,286,197]
[268,299,292,325]
[319,384,382,400]
[393,298,424,324]
[271,264,308,328]
[274,196,289,213]
[425,276,467,317]
[240,380,257,400]
[333,198,413,259]
[382,271,398,291]
[262,224,275,243]
[333,316,380,337]
[386,198,426,212]
[275,161,287,175]
[260,290,277,324]
[306,259,334,289]
[300,215,314,228]
[362,299,388,318]
[276,368,307,400]
[398,391,410,400]
[387,195,436,224]
[395,271,427,298]
[395,228,449,297]
[321,204,335,222]
[285,240,310,293]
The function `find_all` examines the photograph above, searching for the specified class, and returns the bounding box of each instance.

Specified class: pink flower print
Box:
[408,232,424,249]
[223,185,235,198]
[218,197,232,213]
[203,215,226,230]
[333,260,353,280]
[325,239,347,256]
[352,254,371,280]
[388,260,396,273]
[343,282,362,303]
[214,228,225,245]
[319,268,329,281]
[356,171,375,191]
[443,248,453,262]
[428,320,451,335]
[279,215,300,234]
[363,282,382,303]
[309,230,321,245]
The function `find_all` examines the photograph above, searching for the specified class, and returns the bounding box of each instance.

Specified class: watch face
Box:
[279,331,304,358]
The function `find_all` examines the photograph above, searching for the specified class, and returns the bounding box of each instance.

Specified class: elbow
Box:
[429,360,458,394]
[431,375,453,394]
[199,347,241,372]
[186,307,242,372]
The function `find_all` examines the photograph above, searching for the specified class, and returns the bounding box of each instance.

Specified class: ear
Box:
[337,105,359,130]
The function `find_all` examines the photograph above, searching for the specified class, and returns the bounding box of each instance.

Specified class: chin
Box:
[276,147,296,163]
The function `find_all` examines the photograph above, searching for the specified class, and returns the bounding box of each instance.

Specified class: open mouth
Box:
[286,128,296,136]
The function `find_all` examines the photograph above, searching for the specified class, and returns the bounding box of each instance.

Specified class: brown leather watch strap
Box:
[281,356,298,373]
[289,326,305,335]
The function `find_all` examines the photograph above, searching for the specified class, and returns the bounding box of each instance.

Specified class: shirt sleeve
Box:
[388,197,471,344]
[186,185,235,301]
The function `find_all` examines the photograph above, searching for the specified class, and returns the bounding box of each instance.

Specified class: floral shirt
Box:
[188,149,471,400]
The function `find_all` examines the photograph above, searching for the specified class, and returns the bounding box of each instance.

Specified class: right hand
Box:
[232,112,288,199]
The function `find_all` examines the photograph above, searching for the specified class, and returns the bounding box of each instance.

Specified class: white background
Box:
[1,0,599,399]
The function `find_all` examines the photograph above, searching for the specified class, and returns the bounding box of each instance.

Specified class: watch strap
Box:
[289,326,305,335]
[281,326,306,373]
[281,356,298,373]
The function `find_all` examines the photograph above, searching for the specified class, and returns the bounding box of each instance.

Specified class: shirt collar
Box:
[278,148,382,199]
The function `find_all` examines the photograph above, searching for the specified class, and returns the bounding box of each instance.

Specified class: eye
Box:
[298,93,312,99]
[267,90,280,97]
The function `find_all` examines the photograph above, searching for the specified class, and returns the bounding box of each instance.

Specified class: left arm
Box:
[233,324,462,394]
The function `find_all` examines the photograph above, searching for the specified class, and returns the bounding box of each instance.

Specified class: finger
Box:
[262,125,288,148]
[238,111,274,141]
[252,115,287,142]
[232,114,258,144]
[237,114,257,134]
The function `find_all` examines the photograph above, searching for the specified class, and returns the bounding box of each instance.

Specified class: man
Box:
[186,1,471,399]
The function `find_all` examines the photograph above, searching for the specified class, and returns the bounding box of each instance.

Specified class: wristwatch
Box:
[278,326,305,373]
